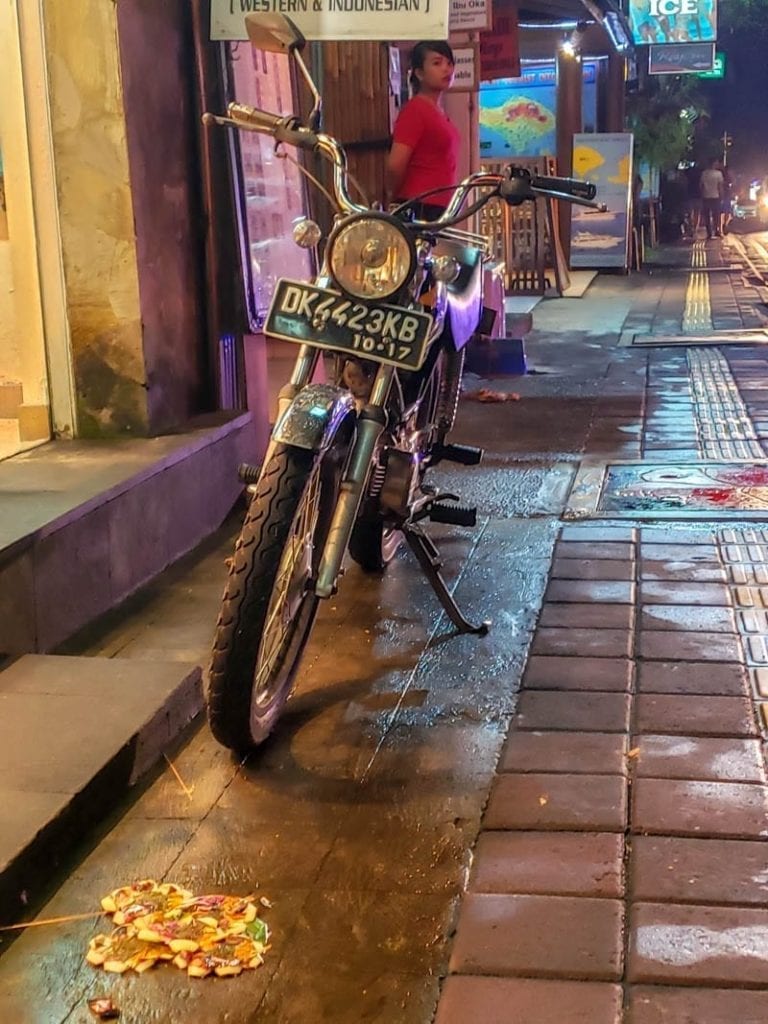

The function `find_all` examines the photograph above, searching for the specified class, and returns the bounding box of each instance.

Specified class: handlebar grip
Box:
[226,103,318,151]
[227,102,283,132]
[274,123,319,151]
[530,174,597,201]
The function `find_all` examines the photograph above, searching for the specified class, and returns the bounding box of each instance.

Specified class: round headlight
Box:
[328,214,415,301]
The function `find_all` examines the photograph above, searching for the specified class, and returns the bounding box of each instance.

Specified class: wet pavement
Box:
[2,230,768,1022]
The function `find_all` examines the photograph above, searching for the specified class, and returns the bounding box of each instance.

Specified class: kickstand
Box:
[403,524,490,636]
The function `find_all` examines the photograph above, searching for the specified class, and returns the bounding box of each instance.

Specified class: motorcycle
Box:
[204,13,599,752]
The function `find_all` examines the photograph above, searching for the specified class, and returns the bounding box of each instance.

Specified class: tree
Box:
[627,75,706,173]
[718,0,768,39]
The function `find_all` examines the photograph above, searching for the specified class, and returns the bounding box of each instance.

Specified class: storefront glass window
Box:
[229,45,311,322]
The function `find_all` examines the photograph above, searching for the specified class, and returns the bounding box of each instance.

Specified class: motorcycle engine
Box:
[378,447,421,518]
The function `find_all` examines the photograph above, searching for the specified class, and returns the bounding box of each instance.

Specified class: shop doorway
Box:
[0,3,71,460]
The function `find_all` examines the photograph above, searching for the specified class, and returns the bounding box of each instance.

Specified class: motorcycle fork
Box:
[315,363,394,598]
[260,344,320,472]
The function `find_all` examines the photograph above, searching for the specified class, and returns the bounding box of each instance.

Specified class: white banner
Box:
[211,0,450,41]
[449,0,490,32]
[451,44,478,91]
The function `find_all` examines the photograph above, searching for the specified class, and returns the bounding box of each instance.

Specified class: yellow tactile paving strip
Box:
[682,241,713,334]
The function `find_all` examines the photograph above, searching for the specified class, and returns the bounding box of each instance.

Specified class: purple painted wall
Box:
[116,0,208,433]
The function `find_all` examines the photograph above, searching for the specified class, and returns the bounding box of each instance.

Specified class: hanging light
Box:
[561,22,587,59]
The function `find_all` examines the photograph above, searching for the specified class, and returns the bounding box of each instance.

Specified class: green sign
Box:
[698,52,726,78]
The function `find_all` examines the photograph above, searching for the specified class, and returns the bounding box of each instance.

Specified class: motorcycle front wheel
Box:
[207,439,347,752]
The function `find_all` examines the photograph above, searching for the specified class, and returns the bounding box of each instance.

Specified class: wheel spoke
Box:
[253,467,323,702]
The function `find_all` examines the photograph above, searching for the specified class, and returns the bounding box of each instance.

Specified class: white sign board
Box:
[570,133,634,271]
[451,45,478,91]
[211,0,450,41]
[449,0,491,32]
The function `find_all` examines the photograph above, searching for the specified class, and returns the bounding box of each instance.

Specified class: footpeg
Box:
[432,443,484,466]
[237,463,261,484]
[428,503,477,527]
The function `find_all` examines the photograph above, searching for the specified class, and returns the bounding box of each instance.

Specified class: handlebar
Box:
[500,168,598,206]
[206,104,322,153]
[203,103,602,230]
[529,174,596,201]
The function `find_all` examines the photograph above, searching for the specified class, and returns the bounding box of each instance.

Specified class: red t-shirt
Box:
[392,96,461,208]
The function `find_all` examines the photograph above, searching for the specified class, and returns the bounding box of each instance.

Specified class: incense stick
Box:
[163,753,195,800]
[0,911,102,932]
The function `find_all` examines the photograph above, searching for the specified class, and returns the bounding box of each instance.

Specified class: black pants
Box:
[395,200,446,222]
[702,198,720,237]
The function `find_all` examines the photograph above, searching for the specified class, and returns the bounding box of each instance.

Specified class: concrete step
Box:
[0,654,203,926]
[0,412,255,656]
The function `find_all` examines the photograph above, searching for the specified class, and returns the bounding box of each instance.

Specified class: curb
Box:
[0,655,204,926]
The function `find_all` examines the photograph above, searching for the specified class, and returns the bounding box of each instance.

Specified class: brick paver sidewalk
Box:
[435,244,768,1022]
[436,525,768,1023]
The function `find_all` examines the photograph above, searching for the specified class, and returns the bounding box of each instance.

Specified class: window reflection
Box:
[229,44,311,321]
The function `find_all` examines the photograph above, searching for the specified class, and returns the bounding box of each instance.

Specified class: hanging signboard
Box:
[649,41,715,73]
[450,0,491,33]
[479,1,520,81]
[628,0,717,45]
[451,44,479,91]
[211,0,450,41]
[570,133,634,270]
[698,50,725,78]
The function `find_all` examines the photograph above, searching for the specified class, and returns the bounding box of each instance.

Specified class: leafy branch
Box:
[627,76,708,172]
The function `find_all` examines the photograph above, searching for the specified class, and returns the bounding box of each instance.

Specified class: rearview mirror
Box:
[245,12,306,54]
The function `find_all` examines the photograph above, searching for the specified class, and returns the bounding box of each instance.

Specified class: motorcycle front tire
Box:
[207,440,346,752]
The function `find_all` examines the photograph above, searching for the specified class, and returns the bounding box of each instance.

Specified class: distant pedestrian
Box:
[719,162,732,234]
[699,158,724,239]
[683,164,702,238]
[660,168,687,240]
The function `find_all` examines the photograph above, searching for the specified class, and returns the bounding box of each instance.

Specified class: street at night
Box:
[3,0,768,1018]
[3,224,768,1019]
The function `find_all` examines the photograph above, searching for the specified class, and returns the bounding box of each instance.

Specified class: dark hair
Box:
[409,40,454,91]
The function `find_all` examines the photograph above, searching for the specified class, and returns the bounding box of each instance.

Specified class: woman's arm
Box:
[385,142,413,203]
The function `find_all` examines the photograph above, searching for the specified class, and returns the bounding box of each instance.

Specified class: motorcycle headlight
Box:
[328,214,415,301]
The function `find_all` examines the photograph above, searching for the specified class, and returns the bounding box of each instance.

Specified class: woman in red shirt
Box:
[386,41,461,221]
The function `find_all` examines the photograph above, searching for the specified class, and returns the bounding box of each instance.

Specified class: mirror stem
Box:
[294,48,322,131]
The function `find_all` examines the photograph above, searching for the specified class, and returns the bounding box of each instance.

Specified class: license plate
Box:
[264,280,433,372]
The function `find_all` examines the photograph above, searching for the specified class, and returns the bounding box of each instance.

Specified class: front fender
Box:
[272,383,356,452]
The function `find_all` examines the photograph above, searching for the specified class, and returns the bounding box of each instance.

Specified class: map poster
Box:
[211,0,450,41]
[478,62,598,160]
[628,0,717,45]
[570,133,634,270]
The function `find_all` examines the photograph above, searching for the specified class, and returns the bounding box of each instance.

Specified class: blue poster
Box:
[479,61,598,160]
[570,133,634,269]
[629,0,717,45]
